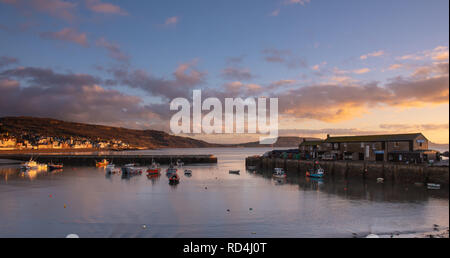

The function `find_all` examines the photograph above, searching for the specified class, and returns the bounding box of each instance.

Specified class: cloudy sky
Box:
[0,0,448,144]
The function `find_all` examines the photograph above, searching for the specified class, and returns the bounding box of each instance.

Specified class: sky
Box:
[0,0,449,144]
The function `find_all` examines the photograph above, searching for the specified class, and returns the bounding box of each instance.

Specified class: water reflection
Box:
[0,147,448,238]
[250,168,449,202]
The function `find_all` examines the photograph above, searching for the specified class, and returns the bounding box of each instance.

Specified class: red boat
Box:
[169,174,180,184]
[147,168,160,175]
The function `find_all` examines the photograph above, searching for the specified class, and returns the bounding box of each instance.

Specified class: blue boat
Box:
[306,163,325,178]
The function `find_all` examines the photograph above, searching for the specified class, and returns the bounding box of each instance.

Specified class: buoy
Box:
[142,224,147,229]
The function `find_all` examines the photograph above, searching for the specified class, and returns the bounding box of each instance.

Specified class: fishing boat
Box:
[184,169,192,176]
[21,159,47,171]
[122,163,142,175]
[272,168,287,179]
[96,159,109,167]
[169,173,180,184]
[48,163,63,170]
[106,164,120,174]
[247,165,257,171]
[306,165,325,178]
[166,163,178,175]
[229,170,240,174]
[147,160,161,175]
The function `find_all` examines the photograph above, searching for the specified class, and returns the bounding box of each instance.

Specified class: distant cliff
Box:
[0,116,219,149]
[234,136,320,148]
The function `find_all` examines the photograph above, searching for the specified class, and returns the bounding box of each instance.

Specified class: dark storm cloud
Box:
[0,66,160,127]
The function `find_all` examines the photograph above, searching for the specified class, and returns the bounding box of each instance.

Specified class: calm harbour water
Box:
[0,147,448,238]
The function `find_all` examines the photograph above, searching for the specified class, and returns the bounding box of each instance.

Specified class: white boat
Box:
[273,168,286,178]
[106,164,120,174]
[166,163,178,175]
[122,163,142,174]
[427,183,441,190]
[184,169,192,176]
[176,159,184,168]
[21,160,47,171]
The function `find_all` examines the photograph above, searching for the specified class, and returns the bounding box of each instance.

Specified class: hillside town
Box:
[0,133,131,151]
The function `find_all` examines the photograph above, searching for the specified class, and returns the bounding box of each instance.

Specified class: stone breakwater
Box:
[0,154,217,166]
[246,157,449,185]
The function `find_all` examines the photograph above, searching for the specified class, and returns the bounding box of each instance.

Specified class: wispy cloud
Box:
[360,50,385,60]
[40,28,88,47]
[0,0,77,22]
[269,9,280,17]
[85,0,128,15]
[164,16,179,26]
[262,48,308,68]
[286,0,311,5]
[96,37,129,63]
[221,67,254,81]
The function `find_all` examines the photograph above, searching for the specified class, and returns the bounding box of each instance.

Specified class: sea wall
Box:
[246,157,449,185]
[0,154,217,166]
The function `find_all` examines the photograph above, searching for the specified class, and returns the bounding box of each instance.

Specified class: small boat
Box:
[376,178,384,183]
[122,164,142,175]
[48,163,64,170]
[147,160,161,175]
[21,159,47,171]
[176,159,184,168]
[229,170,240,174]
[272,168,287,178]
[166,163,178,175]
[427,183,441,190]
[184,169,192,176]
[106,164,120,174]
[306,163,325,178]
[169,174,180,184]
[96,159,109,167]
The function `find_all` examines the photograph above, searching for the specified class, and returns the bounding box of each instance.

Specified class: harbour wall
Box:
[0,154,217,166]
[246,157,449,185]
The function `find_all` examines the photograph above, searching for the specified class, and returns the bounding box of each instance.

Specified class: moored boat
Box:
[122,163,142,175]
[166,163,178,175]
[21,159,47,171]
[147,160,161,175]
[96,159,109,167]
[184,169,192,176]
[106,164,120,174]
[48,163,64,170]
[247,165,257,171]
[272,168,286,178]
[306,163,325,178]
[169,173,180,184]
